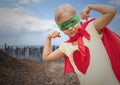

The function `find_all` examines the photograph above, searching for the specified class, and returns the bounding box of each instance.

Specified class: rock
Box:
[0,51,80,85]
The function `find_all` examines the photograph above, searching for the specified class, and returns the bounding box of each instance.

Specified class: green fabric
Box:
[57,14,80,31]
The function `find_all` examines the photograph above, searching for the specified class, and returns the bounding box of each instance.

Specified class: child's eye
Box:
[61,25,65,28]
[71,20,75,23]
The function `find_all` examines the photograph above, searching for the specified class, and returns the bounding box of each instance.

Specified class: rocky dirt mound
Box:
[0,51,80,85]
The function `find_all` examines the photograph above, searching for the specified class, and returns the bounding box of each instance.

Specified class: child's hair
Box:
[54,4,76,24]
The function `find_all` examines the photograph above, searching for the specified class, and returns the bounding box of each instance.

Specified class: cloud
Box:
[0,6,59,45]
[109,0,120,6]
[0,7,56,32]
[116,14,120,19]
[19,0,45,5]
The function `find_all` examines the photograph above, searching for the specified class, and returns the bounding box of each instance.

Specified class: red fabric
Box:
[64,56,75,74]
[102,27,120,82]
[64,19,120,82]
[64,19,93,74]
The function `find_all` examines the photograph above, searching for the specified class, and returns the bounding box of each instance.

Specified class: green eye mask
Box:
[57,14,80,31]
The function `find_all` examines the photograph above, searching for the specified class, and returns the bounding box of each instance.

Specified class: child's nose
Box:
[68,27,73,31]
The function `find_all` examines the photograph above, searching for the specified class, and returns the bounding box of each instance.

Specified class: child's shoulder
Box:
[60,42,71,47]
[59,42,78,49]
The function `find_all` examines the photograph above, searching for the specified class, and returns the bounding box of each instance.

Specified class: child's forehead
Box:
[57,14,74,24]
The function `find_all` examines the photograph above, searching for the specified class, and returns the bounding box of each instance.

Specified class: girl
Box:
[42,4,120,85]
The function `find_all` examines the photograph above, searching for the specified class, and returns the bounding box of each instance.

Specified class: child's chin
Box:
[69,33,75,37]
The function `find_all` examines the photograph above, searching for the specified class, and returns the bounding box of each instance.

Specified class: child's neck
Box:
[72,40,78,46]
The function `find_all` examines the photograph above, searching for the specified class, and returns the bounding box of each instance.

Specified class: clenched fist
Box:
[47,30,61,40]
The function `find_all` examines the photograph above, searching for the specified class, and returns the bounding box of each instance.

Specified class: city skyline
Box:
[0,43,63,62]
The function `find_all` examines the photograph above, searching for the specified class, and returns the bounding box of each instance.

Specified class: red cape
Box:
[64,19,120,82]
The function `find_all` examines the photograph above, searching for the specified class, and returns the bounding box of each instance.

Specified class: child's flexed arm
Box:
[81,4,116,33]
[42,31,65,61]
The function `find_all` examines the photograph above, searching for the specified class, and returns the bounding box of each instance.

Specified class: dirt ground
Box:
[0,51,80,85]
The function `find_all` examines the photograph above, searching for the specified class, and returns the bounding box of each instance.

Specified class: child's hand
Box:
[80,6,90,20]
[47,30,61,40]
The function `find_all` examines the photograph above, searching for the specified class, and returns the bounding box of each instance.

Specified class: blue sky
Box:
[0,0,120,46]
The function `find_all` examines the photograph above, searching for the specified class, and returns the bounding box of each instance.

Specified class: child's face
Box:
[63,21,81,37]
[58,14,81,37]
